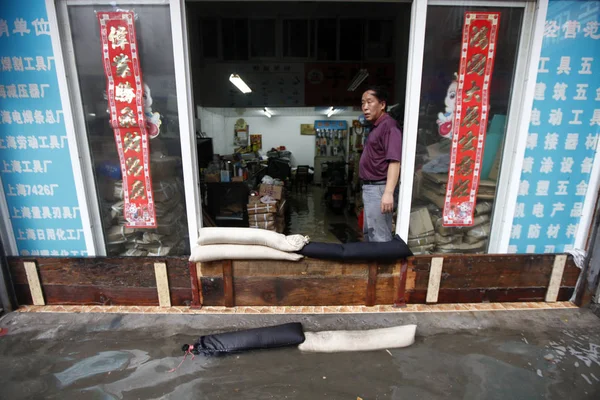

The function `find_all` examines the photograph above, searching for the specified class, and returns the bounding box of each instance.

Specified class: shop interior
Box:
[188,1,411,243]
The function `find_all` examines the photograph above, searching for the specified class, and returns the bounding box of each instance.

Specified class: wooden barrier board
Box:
[7,254,580,307]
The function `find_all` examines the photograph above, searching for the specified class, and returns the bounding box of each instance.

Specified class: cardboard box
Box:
[248,195,262,205]
[259,184,283,200]
[487,150,502,181]
[205,173,220,182]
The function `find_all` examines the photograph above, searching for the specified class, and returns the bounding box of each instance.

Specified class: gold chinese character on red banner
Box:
[131,180,147,199]
[112,54,132,78]
[470,26,489,49]
[119,107,137,128]
[108,26,129,50]
[461,106,480,128]
[467,54,486,76]
[464,81,481,102]
[115,82,136,103]
[126,157,143,176]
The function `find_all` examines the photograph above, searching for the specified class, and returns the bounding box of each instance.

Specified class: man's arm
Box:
[381,161,400,214]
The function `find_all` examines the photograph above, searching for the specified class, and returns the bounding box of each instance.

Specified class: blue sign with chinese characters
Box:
[0,0,87,256]
[314,120,348,130]
[509,0,600,254]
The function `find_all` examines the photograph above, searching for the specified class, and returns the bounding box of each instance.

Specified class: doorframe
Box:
[396,0,427,240]
[171,0,202,246]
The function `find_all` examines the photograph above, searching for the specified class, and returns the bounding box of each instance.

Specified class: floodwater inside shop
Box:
[286,185,361,243]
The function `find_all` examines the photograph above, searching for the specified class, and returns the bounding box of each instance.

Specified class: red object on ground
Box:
[358,209,364,232]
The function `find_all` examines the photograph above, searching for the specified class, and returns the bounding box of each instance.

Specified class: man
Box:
[359,86,402,242]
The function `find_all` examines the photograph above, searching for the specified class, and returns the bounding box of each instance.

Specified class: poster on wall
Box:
[509,0,600,254]
[300,124,315,136]
[234,118,249,147]
[443,12,500,226]
[250,134,262,151]
[0,0,87,256]
[97,11,156,228]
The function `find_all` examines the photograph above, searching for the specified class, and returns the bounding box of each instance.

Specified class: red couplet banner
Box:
[443,12,500,227]
[97,11,156,228]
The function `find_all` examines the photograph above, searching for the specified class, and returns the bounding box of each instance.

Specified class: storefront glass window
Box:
[65,4,189,256]
[409,6,523,255]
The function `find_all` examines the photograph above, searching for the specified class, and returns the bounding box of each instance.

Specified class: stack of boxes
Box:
[408,202,492,255]
[247,183,287,233]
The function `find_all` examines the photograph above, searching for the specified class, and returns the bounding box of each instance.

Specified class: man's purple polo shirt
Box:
[359,113,403,181]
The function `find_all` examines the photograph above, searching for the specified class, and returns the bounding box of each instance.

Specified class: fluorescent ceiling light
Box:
[327,107,335,118]
[347,69,369,91]
[263,108,272,118]
[229,74,252,94]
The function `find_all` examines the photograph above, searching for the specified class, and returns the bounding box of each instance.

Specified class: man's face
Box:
[361,90,386,122]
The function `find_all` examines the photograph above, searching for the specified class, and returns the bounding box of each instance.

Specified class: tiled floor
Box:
[16,302,577,315]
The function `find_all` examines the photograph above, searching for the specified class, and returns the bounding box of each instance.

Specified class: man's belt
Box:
[362,180,387,185]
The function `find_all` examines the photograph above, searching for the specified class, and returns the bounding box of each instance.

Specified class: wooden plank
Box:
[366,263,378,306]
[196,262,204,307]
[426,257,444,304]
[405,258,417,291]
[394,260,408,307]
[405,287,576,304]
[408,255,579,290]
[206,259,374,278]
[232,276,370,306]
[24,261,45,305]
[153,263,171,307]
[200,277,225,306]
[8,257,190,288]
[13,284,192,306]
[189,261,201,307]
[545,255,567,303]
[223,260,234,307]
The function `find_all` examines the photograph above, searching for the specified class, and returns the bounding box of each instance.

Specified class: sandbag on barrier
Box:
[189,244,304,262]
[298,325,416,353]
[187,323,305,355]
[197,227,309,252]
[299,234,412,261]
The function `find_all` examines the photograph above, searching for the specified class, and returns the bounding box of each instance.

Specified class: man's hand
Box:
[381,191,394,214]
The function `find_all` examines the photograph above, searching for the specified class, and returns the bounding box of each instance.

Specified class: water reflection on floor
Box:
[286,185,360,243]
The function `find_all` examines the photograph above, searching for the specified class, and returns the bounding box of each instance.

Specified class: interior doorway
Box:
[187,0,411,243]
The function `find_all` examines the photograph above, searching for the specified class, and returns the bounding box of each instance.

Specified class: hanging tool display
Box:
[314,120,348,157]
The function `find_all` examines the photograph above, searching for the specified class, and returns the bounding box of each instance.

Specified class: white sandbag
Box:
[299,325,416,353]
[189,244,303,262]
[197,227,309,252]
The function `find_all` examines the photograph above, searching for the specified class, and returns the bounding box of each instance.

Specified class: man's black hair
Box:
[364,86,390,111]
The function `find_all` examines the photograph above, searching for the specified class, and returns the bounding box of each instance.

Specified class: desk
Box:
[204,182,250,227]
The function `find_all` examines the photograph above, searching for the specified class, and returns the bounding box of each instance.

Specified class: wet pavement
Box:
[287,185,360,243]
[1,308,599,399]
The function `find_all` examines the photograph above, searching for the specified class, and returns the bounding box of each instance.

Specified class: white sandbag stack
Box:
[189,227,309,262]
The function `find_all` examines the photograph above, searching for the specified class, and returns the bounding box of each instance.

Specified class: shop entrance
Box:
[188,1,411,243]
